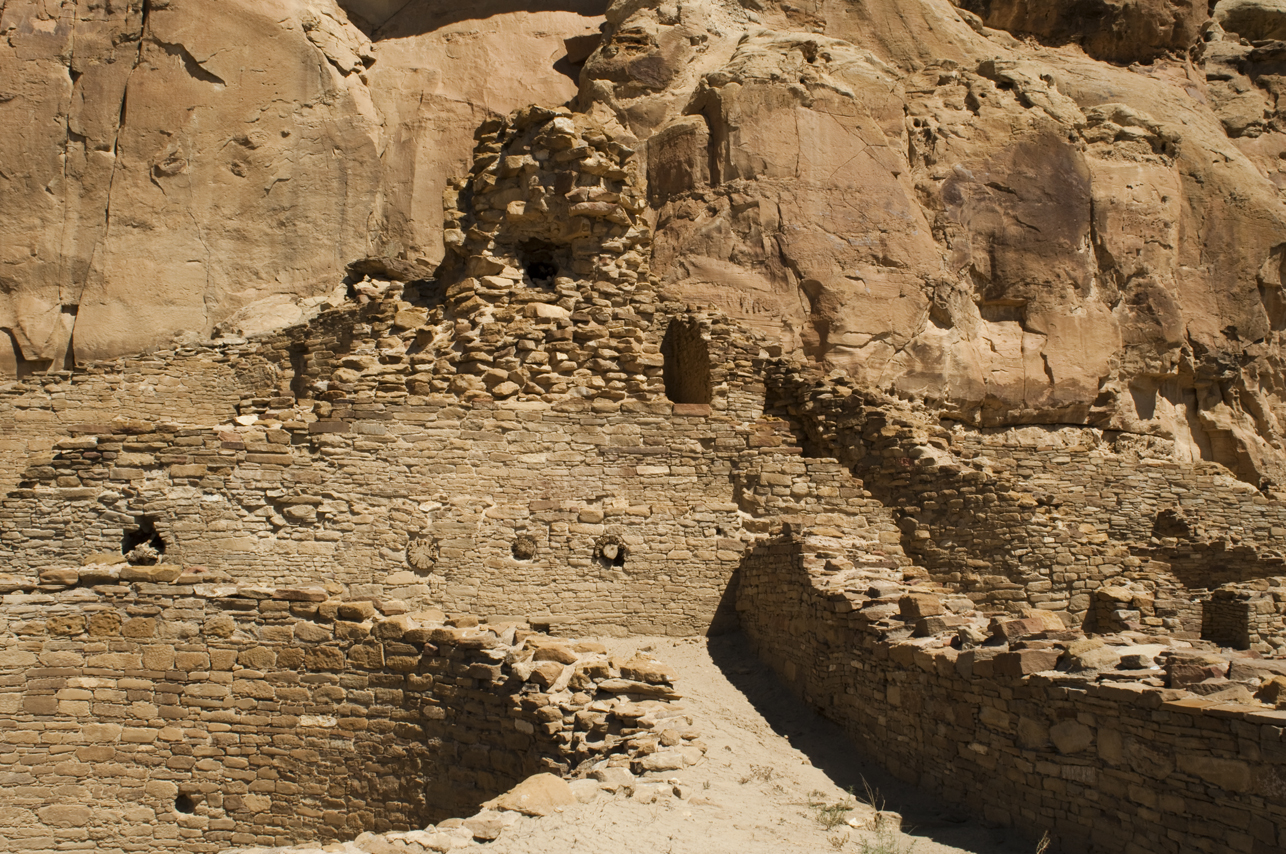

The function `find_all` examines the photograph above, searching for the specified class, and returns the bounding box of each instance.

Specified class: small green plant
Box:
[854,779,885,812]
[808,789,857,830]
[830,832,851,850]
[818,801,854,830]
[739,764,774,784]
[843,779,916,854]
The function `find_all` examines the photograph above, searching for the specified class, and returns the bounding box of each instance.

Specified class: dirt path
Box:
[481,633,1038,854]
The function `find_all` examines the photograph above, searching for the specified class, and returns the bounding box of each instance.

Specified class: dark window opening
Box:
[289,342,310,400]
[1201,593,1252,650]
[174,795,196,814]
[661,318,712,404]
[527,260,558,281]
[519,241,559,288]
[122,518,167,565]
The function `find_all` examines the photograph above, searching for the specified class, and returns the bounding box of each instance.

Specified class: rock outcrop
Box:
[579,0,1286,489]
[0,0,603,363]
[9,0,1286,486]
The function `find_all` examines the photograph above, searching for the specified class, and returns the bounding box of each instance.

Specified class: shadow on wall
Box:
[704,631,1034,854]
[661,318,713,405]
[708,569,740,637]
[339,0,608,38]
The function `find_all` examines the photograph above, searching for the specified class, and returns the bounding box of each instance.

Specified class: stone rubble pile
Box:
[249,107,767,410]
[221,759,705,854]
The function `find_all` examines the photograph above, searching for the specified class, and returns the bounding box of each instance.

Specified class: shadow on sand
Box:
[706,631,1039,854]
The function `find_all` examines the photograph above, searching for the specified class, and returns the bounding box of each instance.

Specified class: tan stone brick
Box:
[38,805,90,826]
[238,647,276,670]
[293,622,331,643]
[305,647,345,671]
[81,723,123,742]
[86,652,140,670]
[142,646,175,671]
[1178,754,1252,792]
[87,612,123,636]
[122,727,159,744]
[1050,720,1094,754]
[121,618,157,639]
[174,652,210,671]
[0,649,38,667]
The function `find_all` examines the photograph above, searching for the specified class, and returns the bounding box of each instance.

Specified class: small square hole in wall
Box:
[122,517,166,565]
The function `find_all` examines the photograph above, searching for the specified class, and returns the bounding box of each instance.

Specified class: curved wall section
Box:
[0,581,686,852]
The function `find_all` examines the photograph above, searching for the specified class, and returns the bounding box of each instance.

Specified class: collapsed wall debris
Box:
[0,578,696,851]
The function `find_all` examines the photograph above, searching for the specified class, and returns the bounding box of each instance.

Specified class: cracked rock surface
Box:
[9,0,1286,485]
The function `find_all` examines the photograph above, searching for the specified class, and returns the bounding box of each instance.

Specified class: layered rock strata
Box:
[9,0,1286,491]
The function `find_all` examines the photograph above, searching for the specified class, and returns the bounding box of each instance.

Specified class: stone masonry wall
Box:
[0,346,258,496]
[769,362,1286,644]
[736,531,1286,854]
[0,306,909,638]
[0,581,691,853]
[0,395,776,636]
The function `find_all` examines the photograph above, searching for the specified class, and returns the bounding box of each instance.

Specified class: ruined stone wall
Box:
[0,106,922,639]
[0,346,260,495]
[0,258,920,639]
[0,400,730,636]
[9,314,1286,646]
[0,379,908,636]
[0,581,690,853]
[771,364,1286,642]
[736,533,1286,854]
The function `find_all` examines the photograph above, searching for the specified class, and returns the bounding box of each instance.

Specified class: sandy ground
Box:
[481,633,1038,854]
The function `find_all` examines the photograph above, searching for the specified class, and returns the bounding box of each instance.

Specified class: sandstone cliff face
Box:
[0,0,602,363]
[9,0,1286,487]
[581,0,1286,489]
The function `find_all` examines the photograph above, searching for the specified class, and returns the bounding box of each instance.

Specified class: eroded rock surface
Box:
[580,0,1286,489]
[9,0,1286,487]
[0,0,603,364]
